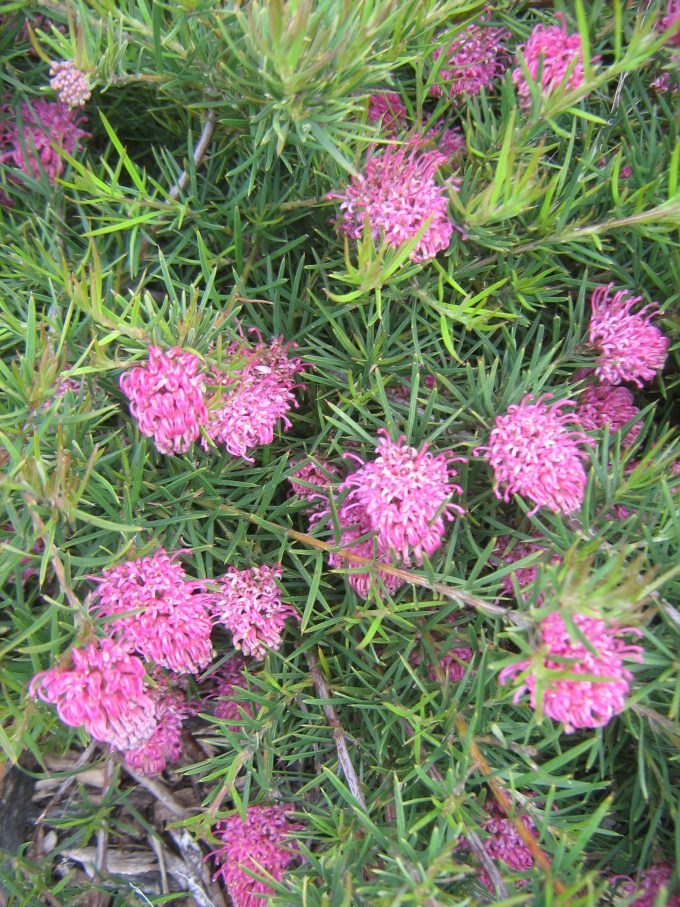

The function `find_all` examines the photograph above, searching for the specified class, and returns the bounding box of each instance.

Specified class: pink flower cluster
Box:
[211,804,303,906]
[120,346,208,455]
[501,612,644,733]
[0,99,89,185]
[367,92,407,134]
[479,800,536,888]
[205,334,305,461]
[92,549,215,675]
[288,457,340,503]
[617,864,680,907]
[475,394,592,515]
[326,431,463,598]
[430,20,511,99]
[30,639,157,751]
[513,14,587,107]
[124,682,191,775]
[492,536,561,604]
[576,377,641,448]
[212,564,297,660]
[331,141,459,262]
[120,336,305,460]
[210,656,253,729]
[49,60,91,108]
[662,0,680,47]
[589,284,669,388]
[430,645,473,683]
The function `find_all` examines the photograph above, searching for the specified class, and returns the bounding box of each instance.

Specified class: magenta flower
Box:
[330,140,459,262]
[327,504,406,599]
[288,457,340,503]
[212,564,297,660]
[617,864,680,907]
[476,394,592,515]
[430,20,511,99]
[662,0,680,46]
[430,125,466,164]
[589,284,669,388]
[49,60,91,107]
[492,536,561,604]
[512,14,587,107]
[500,612,644,733]
[211,804,303,907]
[92,549,214,675]
[429,645,473,683]
[124,684,190,775]
[576,376,641,447]
[339,430,464,565]
[30,639,156,750]
[0,99,89,184]
[205,334,305,461]
[367,92,407,134]
[209,656,253,729]
[120,346,208,455]
[457,797,537,890]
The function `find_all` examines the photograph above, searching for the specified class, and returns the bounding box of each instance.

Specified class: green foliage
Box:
[0,0,678,905]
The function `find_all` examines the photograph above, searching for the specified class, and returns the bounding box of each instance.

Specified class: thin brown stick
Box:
[454,712,565,896]
[121,764,191,818]
[307,652,367,810]
[93,757,115,907]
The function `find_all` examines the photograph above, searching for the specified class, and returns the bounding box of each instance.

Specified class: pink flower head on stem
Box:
[288,457,340,503]
[212,564,297,660]
[429,125,466,164]
[500,612,644,733]
[49,60,91,107]
[211,804,303,907]
[475,394,593,515]
[619,863,680,907]
[30,639,156,750]
[576,374,641,447]
[120,346,208,455]
[124,683,191,775]
[367,92,408,134]
[512,14,588,108]
[205,334,305,461]
[0,99,89,184]
[209,655,253,729]
[328,504,406,599]
[492,536,561,604]
[92,549,214,675]
[662,0,680,47]
[589,284,669,388]
[430,645,474,683]
[330,140,460,262]
[430,20,511,99]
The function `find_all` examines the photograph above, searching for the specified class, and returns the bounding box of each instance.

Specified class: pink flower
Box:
[513,14,587,107]
[367,92,407,134]
[576,378,641,447]
[616,864,680,907]
[330,140,459,262]
[205,334,305,461]
[339,430,464,565]
[30,639,156,750]
[124,684,190,775]
[327,505,406,599]
[475,394,592,515]
[430,645,473,683]
[662,0,680,46]
[288,457,340,503]
[457,798,537,890]
[589,284,669,388]
[49,60,91,107]
[212,564,297,660]
[120,346,208,455]
[492,536,561,604]
[92,549,214,675]
[209,656,253,729]
[211,804,303,906]
[0,99,89,184]
[430,20,511,99]
[430,125,466,163]
[500,612,644,733]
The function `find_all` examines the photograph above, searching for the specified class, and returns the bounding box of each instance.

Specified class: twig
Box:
[34,741,97,836]
[121,764,191,818]
[307,652,367,810]
[92,757,115,907]
[454,712,566,896]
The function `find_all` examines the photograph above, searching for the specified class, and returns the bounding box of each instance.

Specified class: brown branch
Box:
[307,651,367,810]
[121,764,191,818]
[454,712,566,896]
[92,757,115,907]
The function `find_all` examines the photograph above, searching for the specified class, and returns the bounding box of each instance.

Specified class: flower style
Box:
[210,804,303,907]
[430,20,511,99]
[512,14,587,107]
[30,639,156,750]
[0,99,89,184]
[205,334,305,461]
[500,612,644,733]
[576,376,641,447]
[492,536,561,604]
[212,564,297,660]
[339,430,464,565]
[330,140,459,262]
[367,91,407,133]
[124,683,191,775]
[49,60,91,107]
[589,284,669,388]
[476,394,592,515]
[92,549,214,675]
[120,346,208,455]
